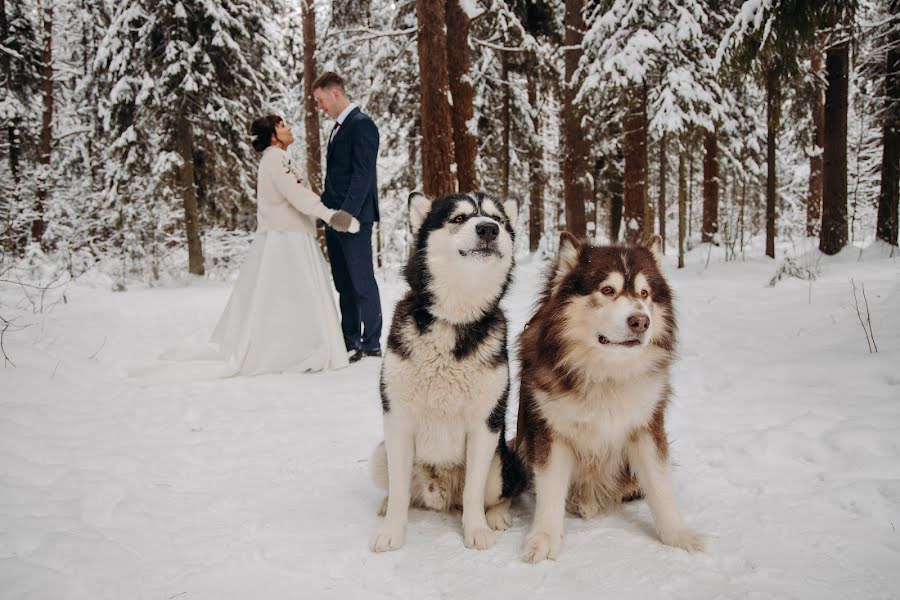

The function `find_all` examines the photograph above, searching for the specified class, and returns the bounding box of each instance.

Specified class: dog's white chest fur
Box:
[538,373,664,456]
[383,319,506,465]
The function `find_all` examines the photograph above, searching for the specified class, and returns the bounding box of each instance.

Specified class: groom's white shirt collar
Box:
[336,102,357,126]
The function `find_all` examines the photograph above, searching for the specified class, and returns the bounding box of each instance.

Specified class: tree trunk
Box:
[658,130,667,252]
[177,113,205,275]
[688,136,694,239]
[34,0,53,245]
[1,0,19,184]
[500,53,511,198]
[527,64,544,252]
[623,82,648,243]
[561,0,587,237]
[820,40,849,255]
[446,0,478,193]
[608,144,624,242]
[877,10,900,246]
[678,140,686,268]
[415,0,455,197]
[702,128,719,244]
[765,69,780,258]
[807,47,824,237]
[301,0,322,194]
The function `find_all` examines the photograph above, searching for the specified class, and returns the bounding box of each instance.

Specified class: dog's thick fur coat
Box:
[370,192,526,552]
[515,233,703,562]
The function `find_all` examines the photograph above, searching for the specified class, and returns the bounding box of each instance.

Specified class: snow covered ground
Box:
[2,240,899,599]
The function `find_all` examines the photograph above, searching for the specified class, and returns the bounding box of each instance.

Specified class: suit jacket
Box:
[322,107,380,223]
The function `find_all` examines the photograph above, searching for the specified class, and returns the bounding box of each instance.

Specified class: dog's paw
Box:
[567,497,600,520]
[659,527,704,553]
[523,531,562,563]
[369,524,406,553]
[463,525,495,550]
[485,502,512,531]
[376,496,388,517]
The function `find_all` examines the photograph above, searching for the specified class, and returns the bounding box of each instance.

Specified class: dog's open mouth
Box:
[598,335,642,347]
[459,246,500,258]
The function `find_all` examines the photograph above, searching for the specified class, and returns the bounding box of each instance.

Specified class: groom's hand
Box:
[330,210,360,233]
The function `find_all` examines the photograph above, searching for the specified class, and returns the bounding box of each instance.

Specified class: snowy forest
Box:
[1,0,898,283]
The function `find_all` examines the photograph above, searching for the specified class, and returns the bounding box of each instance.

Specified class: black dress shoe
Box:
[349,348,382,363]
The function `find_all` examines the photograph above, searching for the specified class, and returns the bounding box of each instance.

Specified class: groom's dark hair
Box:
[312,71,345,93]
[250,114,282,152]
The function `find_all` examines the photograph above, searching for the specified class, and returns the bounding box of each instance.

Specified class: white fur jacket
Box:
[255,146,334,235]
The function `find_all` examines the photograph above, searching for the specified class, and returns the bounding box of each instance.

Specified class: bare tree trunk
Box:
[820,40,849,255]
[2,0,19,184]
[688,135,694,239]
[177,113,205,275]
[702,128,719,243]
[527,64,544,252]
[658,130,667,252]
[807,47,824,237]
[446,0,478,193]
[561,0,587,237]
[500,53,511,198]
[678,140,686,268]
[34,0,53,245]
[301,0,322,194]
[765,69,780,258]
[623,82,648,243]
[608,143,624,241]
[416,0,455,197]
[877,8,900,246]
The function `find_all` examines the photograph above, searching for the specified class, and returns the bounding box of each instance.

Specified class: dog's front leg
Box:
[461,425,499,550]
[523,438,574,563]
[626,429,704,552]
[370,415,414,552]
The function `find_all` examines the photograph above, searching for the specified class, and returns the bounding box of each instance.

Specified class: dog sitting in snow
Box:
[369,191,526,552]
[515,233,703,562]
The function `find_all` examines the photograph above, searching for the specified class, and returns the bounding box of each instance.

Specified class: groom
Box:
[312,72,382,363]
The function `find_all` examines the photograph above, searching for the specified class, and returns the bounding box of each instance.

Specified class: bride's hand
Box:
[330,210,360,233]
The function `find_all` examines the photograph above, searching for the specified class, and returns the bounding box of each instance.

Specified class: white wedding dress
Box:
[131,146,350,382]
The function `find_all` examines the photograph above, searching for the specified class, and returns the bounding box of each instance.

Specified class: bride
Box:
[134,115,356,380]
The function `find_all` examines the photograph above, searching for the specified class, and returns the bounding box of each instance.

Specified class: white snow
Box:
[2,241,900,599]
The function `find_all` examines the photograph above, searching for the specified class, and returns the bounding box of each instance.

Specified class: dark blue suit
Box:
[322,106,382,352]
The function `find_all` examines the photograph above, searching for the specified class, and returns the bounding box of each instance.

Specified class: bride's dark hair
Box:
[250,114,283,152]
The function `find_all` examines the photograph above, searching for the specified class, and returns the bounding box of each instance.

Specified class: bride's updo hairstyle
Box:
[250,114,283,152]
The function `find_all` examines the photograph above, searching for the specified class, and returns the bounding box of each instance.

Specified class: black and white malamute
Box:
[515,233,703,562]
[369,191,526,552]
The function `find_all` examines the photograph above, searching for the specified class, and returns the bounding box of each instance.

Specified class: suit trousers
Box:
[324,223,383,352]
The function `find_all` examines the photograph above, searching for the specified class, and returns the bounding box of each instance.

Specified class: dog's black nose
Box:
[476,222,499,241]
[627,313,649,333]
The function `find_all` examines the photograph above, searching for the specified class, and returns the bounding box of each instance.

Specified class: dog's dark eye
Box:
[640,289,650,299]
[601,286,615,296]
[451,214,466,224]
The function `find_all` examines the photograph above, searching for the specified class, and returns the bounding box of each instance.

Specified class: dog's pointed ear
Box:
[556,231,583,279]
[645,234,663,266]
[502,196,520,228]
[408,191,431,235]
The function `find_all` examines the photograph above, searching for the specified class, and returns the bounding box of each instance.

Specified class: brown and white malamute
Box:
[369,191,526,552]
[515,232,703,563]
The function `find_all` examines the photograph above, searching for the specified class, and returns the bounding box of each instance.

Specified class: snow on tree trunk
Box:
[702,128,719,244]
[678,140,686,268]
[415,0,455,197]
[820,40,849,256]
[301,0,322,195]
[765,70,780,259]
[500,54,511,199]
[445,0,478,193]
[1,0,18,185]
[34,0,52,246]
[527,63,544,253]
[561,0,587,238]
[807,47,824,237]
[623,82,648,244]
[658,130,667,252]
[177,112,205,276]
[876,10,900,246]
